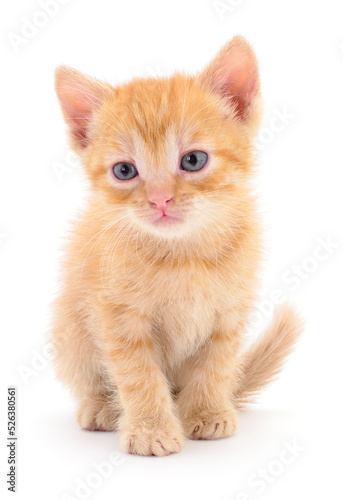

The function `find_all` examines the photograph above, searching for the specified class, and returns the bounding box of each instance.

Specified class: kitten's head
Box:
[55,36,261,241]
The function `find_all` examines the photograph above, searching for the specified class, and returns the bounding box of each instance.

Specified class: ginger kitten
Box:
[52,36,302,456]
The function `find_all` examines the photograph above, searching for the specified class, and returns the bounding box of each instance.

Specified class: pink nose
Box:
[149,194,174,213]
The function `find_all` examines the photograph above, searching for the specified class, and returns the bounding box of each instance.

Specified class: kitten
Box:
[52,36,302,456]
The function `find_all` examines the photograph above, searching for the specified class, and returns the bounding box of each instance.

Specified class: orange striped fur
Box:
[52,36,302,456]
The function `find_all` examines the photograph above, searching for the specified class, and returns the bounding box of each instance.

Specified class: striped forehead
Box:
[102,76,218,179]
[132,126,181,180]
[117,76,196,180]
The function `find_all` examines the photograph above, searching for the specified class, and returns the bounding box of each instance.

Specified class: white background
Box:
[1,0,343,499]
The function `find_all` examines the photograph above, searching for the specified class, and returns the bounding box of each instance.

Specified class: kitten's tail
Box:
[234,304,303,408]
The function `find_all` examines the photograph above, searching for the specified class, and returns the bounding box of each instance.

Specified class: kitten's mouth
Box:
[152,212,182,225]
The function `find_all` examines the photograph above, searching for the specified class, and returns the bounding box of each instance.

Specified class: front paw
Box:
[181,407,238,440]
[121,419,185,456]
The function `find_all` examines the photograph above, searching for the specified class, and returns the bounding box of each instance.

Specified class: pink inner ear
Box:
[201,37,260,121]
[219,51,258,118]
[224,52,257,95]
[61,89,96,145]
[55,68,107,149]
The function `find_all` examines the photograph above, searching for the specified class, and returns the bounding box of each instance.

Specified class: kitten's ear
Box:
[55,66,112,151]
[198,36,261,130]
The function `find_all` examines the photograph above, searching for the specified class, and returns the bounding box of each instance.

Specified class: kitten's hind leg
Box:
[77,391,121,432]
[52,317,122,432]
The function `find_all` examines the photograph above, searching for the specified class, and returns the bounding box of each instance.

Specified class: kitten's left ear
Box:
[55,66,113,152]
[198,36,261,132]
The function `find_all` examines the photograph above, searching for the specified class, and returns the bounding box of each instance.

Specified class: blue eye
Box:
[113,162,138,180]
[180,151,208,172]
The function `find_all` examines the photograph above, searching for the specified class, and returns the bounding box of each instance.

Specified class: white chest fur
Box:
[151,270,219,369]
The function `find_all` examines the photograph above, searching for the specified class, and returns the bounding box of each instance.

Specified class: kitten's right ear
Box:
[198,36,261,133]
[55,66,112,151]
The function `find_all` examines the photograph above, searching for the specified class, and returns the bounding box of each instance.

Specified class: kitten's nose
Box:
[148,194,174,213]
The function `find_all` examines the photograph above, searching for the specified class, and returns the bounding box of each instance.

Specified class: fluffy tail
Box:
[234,304,303,408]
